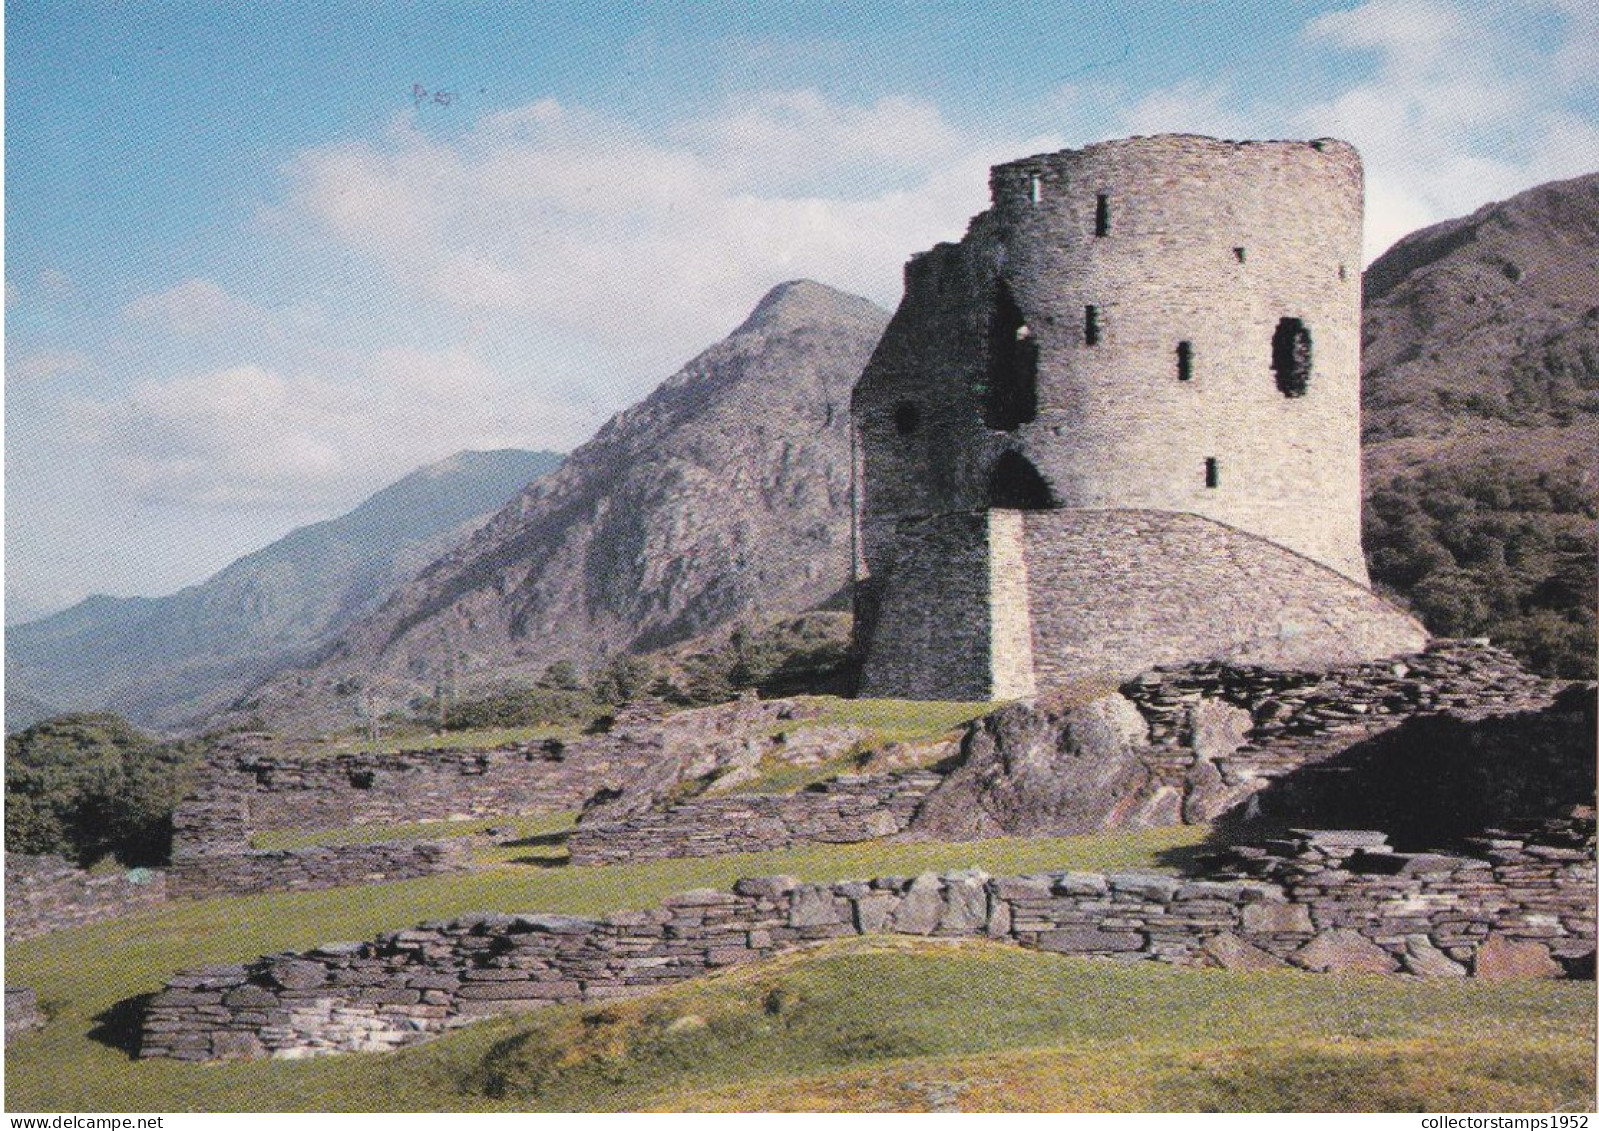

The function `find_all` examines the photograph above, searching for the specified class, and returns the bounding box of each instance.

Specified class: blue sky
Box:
[6,0,1597,622]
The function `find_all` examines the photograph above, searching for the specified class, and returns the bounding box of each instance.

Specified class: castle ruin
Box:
[851,135,1428,700]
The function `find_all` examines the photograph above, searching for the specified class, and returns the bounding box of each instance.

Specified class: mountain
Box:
[6,449,563,731]
[1364,170,1599,461]
[1361,172,1598,678]
[234,281,890,734]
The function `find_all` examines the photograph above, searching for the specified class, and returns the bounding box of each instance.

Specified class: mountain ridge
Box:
[6,448,563,731]
[234,281,890,734]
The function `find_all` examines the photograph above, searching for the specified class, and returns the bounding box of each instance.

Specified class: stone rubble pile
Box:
[566,771,944,865]
[3,853,170,941]
[1124,638,1553,748]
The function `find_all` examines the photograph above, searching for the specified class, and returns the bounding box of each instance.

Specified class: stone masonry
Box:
[167,841,470,900]
[140,806,1594,1062]
[567,640,1576,863]
[566,771,944,866]
[4,853,170,941]
[852,135,1427,699]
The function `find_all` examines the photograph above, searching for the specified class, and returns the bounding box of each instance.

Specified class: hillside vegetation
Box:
[1362,172,1599,679]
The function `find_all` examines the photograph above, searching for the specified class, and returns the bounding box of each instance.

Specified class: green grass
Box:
[6,822,1591,1112]
[779,696,996,747]
[483,941,1595,1112]
[5,825,1201,1112]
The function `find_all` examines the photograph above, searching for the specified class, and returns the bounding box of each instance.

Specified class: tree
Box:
[4,714,202,866]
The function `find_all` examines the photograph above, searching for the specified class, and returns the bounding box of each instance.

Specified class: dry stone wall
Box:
[565,641,1577,865]
[167,841,469,900]
[4,854,169,941]
[567,771,944,866]
[1117,639,1571,830]
[175,699,847,850]
[141,807,1595,1062]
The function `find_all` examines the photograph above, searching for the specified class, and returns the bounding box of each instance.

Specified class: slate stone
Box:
[1290,929,1400,974]
[210,1031,267,1060]
[853,893,898,933]
[1472,934,1563,980]
[1401,935,1467,978]
[1035,927,1145,954]
[1202,932,1287,971]
[788,885,846,928]
[1241,902,1314,934]
[889,873,943,935]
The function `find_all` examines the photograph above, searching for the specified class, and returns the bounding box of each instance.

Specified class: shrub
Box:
[4,714,203,866]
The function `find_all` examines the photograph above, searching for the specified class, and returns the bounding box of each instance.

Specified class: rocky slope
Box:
[5,449,561,732]
[235,282,889,734]
[1360,172,1598,677]
[1363,171,1599,451]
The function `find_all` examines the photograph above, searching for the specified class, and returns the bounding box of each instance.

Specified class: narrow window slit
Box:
[1084,305,1100,346]
[1030,175,1042,205]
[1095,194,1110,237]
[1233,246,1246,264]
[1177,341,1193,382]
[1204,458,1219,489]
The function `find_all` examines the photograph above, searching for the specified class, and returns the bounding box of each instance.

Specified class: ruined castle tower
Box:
[851,135,1427,701]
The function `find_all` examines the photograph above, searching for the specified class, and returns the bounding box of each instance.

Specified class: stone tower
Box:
[851,135,1427,701]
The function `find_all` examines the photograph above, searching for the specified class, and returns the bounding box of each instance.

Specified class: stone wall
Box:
[911,639,1569,841]
[567,771,944,866]
[1117,639,1571,829]
[855,512,993,701]
[141,809,1594,1061]
[174,699,853,852]
[3,843,470,936]
[172,737,609,854]
[1021,510,1427,687]
[4,854,169,941]
[167,841,469,900]
[570,641,1573,866]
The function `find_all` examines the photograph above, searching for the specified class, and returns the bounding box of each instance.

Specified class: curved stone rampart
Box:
[140,811,1594,1061]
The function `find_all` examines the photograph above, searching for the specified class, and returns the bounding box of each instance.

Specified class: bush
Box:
[4,714,203,866]
[657,615,853,706]
[444,687,600,731]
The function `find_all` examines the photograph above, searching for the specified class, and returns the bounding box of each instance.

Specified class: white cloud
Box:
[66,348,592,510]
[1083,1,1599,262]
[1297,0,1599,258]
[123,278,272,336]
[1116,81,1255,141]
[10,348,91,381]
[275,92,1051,378]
